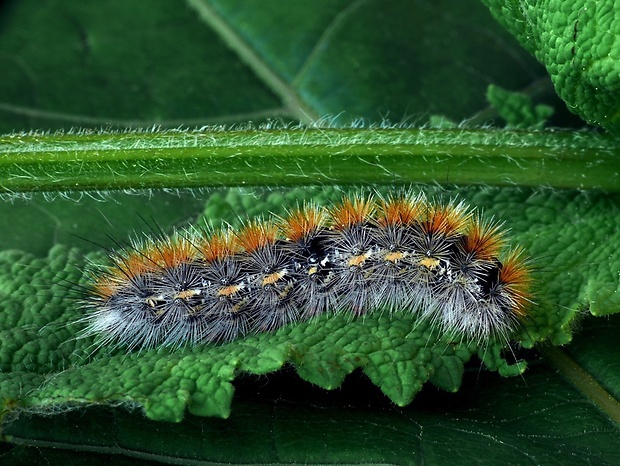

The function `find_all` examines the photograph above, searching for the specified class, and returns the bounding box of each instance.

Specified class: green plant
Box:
[0,1,618,464]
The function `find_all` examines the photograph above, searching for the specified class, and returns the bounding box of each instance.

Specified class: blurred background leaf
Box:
[0,0,586,131]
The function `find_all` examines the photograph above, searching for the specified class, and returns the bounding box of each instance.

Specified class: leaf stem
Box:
[538,344,620,426]
[0,127,618,194]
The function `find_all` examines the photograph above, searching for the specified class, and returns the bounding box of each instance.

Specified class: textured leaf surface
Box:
[3,344,620,465]
[481,0,620,134]
[0,0,618,464]
[486,84,555,129]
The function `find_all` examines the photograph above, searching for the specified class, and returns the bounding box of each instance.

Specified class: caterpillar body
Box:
[82,192,531,351]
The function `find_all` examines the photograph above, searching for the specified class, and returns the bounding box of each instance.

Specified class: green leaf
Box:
[0,0,619,464]
[565,315,620,407]
[3,359,620,464]
[0,0,559,131]
[0,0,281,131]
[481,0,620,134]
[486,84,555,129]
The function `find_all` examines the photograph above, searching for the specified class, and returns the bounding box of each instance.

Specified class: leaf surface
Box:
[481,0,620,133]
[0,0,618,464]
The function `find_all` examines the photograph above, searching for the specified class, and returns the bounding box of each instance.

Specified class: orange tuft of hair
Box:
[499,249,532,316]
[93,276,121,299]
[281,205,325,241]
[235,220,279,252]
[147,236,195,269]
[423,202,471,237]
[199,230,239,262]
[463,217,505,260]
[93,243,164,298]
[376,195,424,227]
[329,196,374,230]
[103,249,154,286]
[116,250,155,276]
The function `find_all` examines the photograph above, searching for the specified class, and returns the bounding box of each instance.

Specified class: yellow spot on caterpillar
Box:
[384,251,406,263]
[218,285,243,297]
[262,270,287,286]
[175,289,200,301]
[348,250,372,267]
[419,257,440,269]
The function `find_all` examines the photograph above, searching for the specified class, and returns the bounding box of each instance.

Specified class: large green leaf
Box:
[0,0,619,464]
[0,0,575,131]
[3,360,620,465]
[481,0,620,134]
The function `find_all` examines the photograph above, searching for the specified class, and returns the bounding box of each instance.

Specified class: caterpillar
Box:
[81,191,531,352]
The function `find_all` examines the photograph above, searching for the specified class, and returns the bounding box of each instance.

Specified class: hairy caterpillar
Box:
[81,191,531,351]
